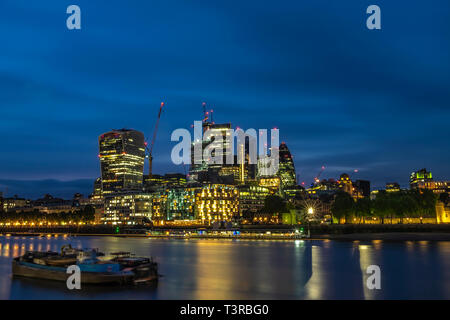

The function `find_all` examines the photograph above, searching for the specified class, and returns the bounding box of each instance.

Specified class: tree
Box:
[372,191,394,224]
[331,191,355,224]
[262,195,287,214]
[354,197,371,224]
[410,189,437,220]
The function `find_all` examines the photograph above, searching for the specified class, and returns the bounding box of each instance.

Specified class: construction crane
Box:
[313,165,326,184]
[202,102,208,122]
[146,102,165,177]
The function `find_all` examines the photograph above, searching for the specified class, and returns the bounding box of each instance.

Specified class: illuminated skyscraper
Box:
[277,142,297,189]
[190,122,235,183]
[410,168,433,189]
[99,129,145,194]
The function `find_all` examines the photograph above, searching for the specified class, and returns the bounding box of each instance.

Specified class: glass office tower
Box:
[99,129,146,194]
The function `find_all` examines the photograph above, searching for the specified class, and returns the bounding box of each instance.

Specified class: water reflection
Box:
[1,236,450,299]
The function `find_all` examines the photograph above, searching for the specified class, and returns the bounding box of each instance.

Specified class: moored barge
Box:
[12,246,158,285]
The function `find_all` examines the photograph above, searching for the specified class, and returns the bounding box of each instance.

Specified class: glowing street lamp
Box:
[307,207,314,238]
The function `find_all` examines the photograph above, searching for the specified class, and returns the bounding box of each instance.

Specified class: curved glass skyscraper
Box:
[98,129,145,195]
[277,142,297,189]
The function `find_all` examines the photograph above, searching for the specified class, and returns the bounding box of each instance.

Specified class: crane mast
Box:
[146,102,164,177]
[314,165,326,184]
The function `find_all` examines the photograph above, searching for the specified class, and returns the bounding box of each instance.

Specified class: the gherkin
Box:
[277,142,297,189]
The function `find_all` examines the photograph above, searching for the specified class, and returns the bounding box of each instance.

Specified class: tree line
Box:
[331,189,439,224]
[0,205,96,225]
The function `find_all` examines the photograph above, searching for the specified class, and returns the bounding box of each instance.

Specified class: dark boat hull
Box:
[12,259,150,285]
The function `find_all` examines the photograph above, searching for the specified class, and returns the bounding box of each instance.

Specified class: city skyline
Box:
[1,1,450,198]
[0,119,447,200]
[0,117,449,199]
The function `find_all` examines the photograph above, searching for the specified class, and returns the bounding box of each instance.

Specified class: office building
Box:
[277,142,297,189]
[99,129,146,194]
[103,192,153,225]
[410,168,433,189]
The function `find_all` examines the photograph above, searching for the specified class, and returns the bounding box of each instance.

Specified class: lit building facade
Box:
[195,185,239,223]
[338,173,353,195]
[151,185,239,224]
[2,197,29,213]
[386,182,401,192]
[103,192,153,225]
[410,168,433,189]
[277,142,297,190]
[258,176,281,194]
[99,129,145,195]
[87,177,104,207]
[190,122,232,183]
[307,179,340,197]
[436,202,450,224]
[144,173,187,192]
[238,185,270,217]
[409,168,449,194]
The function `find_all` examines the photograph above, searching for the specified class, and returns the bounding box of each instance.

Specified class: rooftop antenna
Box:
[202,102,208,122]
[210,109,214,124]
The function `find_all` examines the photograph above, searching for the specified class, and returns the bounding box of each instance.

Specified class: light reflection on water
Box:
[1,236,450,300]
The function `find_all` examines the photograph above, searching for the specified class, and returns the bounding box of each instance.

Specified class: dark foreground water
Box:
[1,235,450,299]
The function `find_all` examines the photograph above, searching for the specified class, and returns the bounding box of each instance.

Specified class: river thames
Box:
[1,235,450,299]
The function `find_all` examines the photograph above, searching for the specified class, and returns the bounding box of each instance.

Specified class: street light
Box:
[307,207,314,238]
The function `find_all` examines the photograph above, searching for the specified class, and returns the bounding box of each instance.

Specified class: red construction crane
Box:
[146,102,164,177]
[314,165,326,184]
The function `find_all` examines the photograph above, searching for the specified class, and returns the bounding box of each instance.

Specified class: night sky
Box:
[0,0,449,199]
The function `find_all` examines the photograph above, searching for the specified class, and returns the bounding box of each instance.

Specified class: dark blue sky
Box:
[0,0,449,198]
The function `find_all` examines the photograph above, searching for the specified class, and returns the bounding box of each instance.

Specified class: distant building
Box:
[370,190,380,200]
[436,202,450,224]
[98,129,146,195]
[409,168,449,195]
[238,185,270,219]
[144,173,187,191]
[33,194,73,214]
[354,180,371,197]
[189,120,257,185]
[103,192,153,225]
[410,168,433,189]
[277,142,297,190]
[386,182,401,192]
[338,173,353,195]
[190,122,232,183]
[2,196,30,213]
[412,180,449,195]
[307,179,340,197]
[258,176,281,194]
[283,185,306,199]
[92,177,102,198]
[87,177,104,207]
[152,185,239,224]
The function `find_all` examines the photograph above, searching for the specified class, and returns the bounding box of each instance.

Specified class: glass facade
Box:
[103,192,153,225]
[238,185,270,216]
[277,142,297,189]
[99,129,145,194]
[152,185,239,224]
